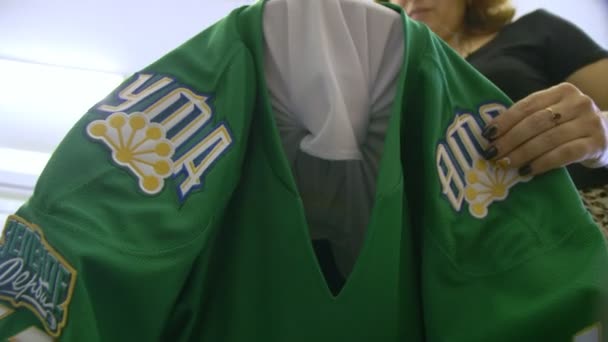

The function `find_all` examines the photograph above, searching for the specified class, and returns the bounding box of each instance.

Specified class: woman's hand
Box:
[480,82,608,176]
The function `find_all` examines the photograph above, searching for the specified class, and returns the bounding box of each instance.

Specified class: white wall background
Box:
[0,0,606,226]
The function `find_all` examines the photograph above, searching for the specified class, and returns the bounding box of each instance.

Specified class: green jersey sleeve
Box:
[0,15,256,341]
[403,29,608,342]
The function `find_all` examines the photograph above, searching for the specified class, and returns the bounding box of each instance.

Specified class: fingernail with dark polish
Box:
[482,146,498,160]
[518,164,532,176]
[482,125,498,139]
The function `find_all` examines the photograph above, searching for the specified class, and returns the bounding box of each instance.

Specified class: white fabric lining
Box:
[263,0,404,276]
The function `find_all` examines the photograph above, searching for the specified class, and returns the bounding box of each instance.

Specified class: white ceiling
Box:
[0,0,256,160]
[1,0,255,74]
[2,0,605,76]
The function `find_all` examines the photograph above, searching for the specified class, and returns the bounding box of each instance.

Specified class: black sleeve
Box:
[531,9,608,83]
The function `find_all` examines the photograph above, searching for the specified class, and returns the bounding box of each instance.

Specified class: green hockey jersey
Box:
[0,1,606,341]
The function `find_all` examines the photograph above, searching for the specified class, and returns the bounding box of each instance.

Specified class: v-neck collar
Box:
[236,0,412,299]
[241,0,407,199]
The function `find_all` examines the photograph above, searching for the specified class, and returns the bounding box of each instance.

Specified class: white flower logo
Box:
[464,159,532,218]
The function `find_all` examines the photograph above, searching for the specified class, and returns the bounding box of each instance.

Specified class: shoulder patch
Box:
[0,215,77,337]
[436,102,532,218]
[87,73,233,201]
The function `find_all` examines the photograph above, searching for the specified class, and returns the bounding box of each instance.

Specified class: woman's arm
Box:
[566,58,608,110]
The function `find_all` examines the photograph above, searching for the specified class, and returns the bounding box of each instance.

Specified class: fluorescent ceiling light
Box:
[0,147,51,176]
[0,59,126,156]
[0,59,125,117]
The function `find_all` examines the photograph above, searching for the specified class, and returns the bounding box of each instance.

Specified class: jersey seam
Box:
[422,51,455,106]
[418,42,594,278]
[425,216,591,278]
[23,205,214,257]
[33,162,116,212]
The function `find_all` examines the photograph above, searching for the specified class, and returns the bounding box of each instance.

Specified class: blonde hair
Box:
[465,0,516,34]
[378,0,516,35]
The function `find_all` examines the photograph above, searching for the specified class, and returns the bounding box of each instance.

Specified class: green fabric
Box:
[0,1,606,341]
[400,31,608,341]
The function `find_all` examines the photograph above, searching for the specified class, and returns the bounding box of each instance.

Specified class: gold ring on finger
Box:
[546,107,562,126]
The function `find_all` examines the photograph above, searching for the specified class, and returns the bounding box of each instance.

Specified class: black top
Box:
[466,9,608,189]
